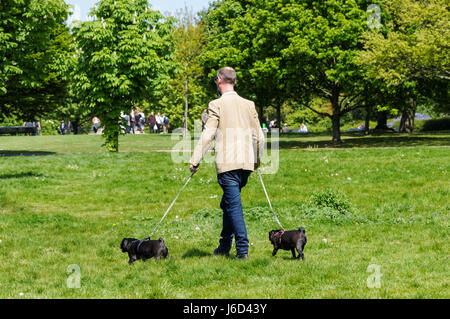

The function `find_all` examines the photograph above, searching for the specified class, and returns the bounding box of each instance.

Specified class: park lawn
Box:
[0,133,449,298]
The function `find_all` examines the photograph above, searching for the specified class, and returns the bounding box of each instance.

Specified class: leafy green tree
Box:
[201,0,377,142]
[357,0,449,132]
[0,0,71,120]
[72,0,176,151]
[157,6,207,135]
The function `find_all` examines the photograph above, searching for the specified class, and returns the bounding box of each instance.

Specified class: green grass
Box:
[0,133,449,298]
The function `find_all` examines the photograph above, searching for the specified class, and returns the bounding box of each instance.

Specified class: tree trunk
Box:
[276,103,281,133]
[331,113,341,143]
[375,111,388,130]
[183,74,189,139]
[330,89,341,143]
[73,118,80,135]
[106,130,119,152]
[399,98,416,133]
[258,104,264,126]
[364,88,370,135]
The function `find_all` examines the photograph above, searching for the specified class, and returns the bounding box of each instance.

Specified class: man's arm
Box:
[190,102,220,172]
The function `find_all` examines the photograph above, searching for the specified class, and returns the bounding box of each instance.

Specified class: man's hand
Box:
[190,164,199,174]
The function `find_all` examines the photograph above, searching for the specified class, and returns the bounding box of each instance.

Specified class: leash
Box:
[145,172,195,240]
[257,168,285,230]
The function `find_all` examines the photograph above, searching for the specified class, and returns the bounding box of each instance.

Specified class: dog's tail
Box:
[298,227,306,234]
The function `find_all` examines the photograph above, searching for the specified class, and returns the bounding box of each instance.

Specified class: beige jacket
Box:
[190,91,265,174]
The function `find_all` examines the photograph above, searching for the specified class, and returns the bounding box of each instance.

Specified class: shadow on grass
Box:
[0,172,44,179]
[0,150,56,157]
[182,248,212,259]
[271,133,450,150]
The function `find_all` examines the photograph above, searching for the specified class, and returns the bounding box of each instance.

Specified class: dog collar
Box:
[275,230,286,248]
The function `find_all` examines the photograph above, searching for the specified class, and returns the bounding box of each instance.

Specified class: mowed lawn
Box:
[0,133,449,298]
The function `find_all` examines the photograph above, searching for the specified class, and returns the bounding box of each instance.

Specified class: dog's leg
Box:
[291,248,297,259]
[299,241,306,260]
[272,247,278,256]
[296,246,305,260]
[128,252,137,264]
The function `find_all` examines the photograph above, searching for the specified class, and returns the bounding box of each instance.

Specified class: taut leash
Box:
[257,168,285,230]
[146,172,195,239]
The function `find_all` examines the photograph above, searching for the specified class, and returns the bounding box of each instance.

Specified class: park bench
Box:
[0,126,37,136]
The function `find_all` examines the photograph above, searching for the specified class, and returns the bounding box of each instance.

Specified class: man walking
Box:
[189,67,265,259]
[60,120,66,135]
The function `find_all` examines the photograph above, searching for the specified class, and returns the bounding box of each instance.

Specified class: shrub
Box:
[310,190,352,214]
[422,118,450,131]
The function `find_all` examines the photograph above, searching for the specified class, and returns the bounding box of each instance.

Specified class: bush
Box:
[310,190,352,214]
[422,118,450,131]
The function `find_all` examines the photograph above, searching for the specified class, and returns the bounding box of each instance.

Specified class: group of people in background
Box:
[121,108,169,134]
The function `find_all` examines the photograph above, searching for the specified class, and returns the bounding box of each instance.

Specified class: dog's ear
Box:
[120,238,128,250]
[158,238,164,242]
[298,227,306,234]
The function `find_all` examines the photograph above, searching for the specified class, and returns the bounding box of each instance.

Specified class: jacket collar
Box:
[221,90,237,98]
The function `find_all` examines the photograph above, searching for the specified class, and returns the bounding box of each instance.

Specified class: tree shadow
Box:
[0,172,44,179]
[271,133,450,150]
[0,150,56,157]
[182,248,212,259]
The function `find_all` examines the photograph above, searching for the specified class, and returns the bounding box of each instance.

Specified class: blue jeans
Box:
[217,169,252,255]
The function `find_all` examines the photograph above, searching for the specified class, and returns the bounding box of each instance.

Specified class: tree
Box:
[200,0,377,142]
[357,0,450,132]
[72,0,176,151]
[0,0,71,120]
[158,6,207,136]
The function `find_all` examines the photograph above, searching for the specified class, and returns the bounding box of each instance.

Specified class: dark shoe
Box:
[214,248,230,256]
[234,253,248,260]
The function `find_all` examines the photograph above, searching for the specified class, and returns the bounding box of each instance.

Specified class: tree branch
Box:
[304,104,331,118]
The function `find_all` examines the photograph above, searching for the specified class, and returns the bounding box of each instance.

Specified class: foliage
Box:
[157,6,208,131]
[72,0,177,151]
[422,118,450,132]
[0,0,72,120]
[358,0,450,86]
[310,190,352,215]
[200,0,381,142]
[357,0,450,130]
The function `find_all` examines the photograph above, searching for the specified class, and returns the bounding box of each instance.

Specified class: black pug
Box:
[269,227,307,260]
[120,237,169,264]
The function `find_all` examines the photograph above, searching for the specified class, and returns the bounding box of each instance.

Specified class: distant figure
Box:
[300,123,308,133]
[201,109,208,131]
[147,112,156,133]
[35,120,41,136]
[156,112,163,133]
[60,120,66,135]
[139,110,146,134]
[67,121,72,135]
[129,110,136,134]
[124,113,131,134]
[92,116,100,134]
[162,114,169,134]
[282,123,288,133]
